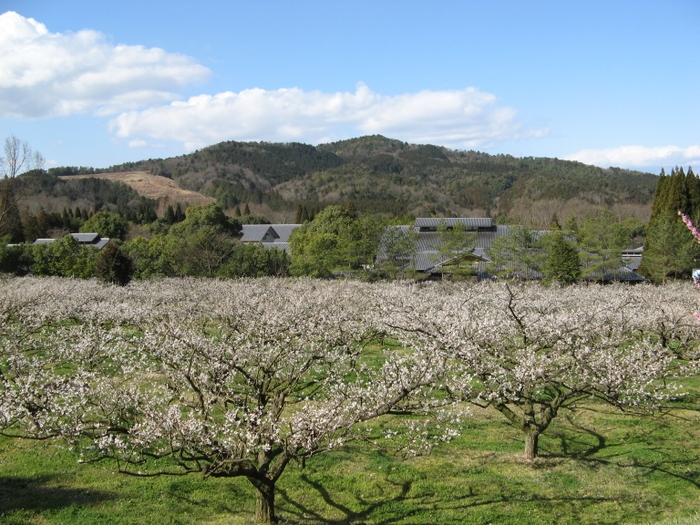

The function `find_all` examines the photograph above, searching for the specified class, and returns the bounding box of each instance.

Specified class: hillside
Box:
[59,172,215,211]
[16,136,659,226]
[11,169,157,216]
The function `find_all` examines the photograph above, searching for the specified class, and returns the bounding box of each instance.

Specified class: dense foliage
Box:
[24,136,657,224]
[289,205,385,277]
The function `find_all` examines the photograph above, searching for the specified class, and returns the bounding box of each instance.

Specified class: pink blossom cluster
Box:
[678,211,700,302]
[678,210,700,244]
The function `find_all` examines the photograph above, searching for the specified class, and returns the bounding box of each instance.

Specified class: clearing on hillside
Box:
[60,171,215,209]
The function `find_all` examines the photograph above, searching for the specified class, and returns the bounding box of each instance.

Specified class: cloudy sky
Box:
[1,0,698,174]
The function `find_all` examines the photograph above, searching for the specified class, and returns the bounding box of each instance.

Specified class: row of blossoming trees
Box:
[1,277,699,523]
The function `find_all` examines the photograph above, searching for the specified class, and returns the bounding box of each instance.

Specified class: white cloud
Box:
[128,140,149,149]
[566,145,700,170]
[110,83,546,150]
[0,11,210,118]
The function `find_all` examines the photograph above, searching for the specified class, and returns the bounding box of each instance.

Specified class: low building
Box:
[377,218,645,282]
[32,232,110,249]
[240,224,301,253]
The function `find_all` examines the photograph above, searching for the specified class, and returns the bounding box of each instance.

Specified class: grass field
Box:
[2,402,699,525]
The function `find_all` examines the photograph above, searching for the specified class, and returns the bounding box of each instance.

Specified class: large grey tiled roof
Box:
[240,224,302,243]
[71,232,100,243]
[240,225,277,242]
[31,233,110,249]
[268,224,301,242]
[377,218,645,282]
[414,217,494,229]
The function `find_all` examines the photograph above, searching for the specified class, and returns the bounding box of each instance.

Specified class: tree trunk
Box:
[524,427,539,460]
[252,478,277,524]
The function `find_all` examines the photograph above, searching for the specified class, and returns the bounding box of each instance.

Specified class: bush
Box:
[94,242,134,286]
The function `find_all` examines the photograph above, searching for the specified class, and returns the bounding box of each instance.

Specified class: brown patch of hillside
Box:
[60,172,215,209]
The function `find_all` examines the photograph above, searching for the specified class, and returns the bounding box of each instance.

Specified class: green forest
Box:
[0,136,697,285]
[69,135,657,221]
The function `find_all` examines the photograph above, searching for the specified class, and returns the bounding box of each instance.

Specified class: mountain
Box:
[18,136,658,227]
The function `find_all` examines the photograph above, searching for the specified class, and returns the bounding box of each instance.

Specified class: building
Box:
[377,218,645,282]
[31,232,110,249]
[239,224,301,253]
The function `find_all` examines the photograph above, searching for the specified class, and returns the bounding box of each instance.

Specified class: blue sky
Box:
[1,0,698,174]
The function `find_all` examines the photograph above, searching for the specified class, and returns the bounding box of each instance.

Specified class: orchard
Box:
[1,276,699,523]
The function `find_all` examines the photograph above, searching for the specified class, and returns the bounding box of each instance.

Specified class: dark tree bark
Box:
[523,426,540,460]
[251,478,277,524]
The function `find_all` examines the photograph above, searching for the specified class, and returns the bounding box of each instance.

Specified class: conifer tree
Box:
[643,166,700,280]
[61,208,71,228]
[564,215,579,236]
[649,168,668,221]
[0,177,24,243]
[543,232,580,285]
[244,203,251,215]
[164,205,176,224]
[21,209,41,242]
[686,167,700,222]
[94,242,134,286]
[174,203,186,222]
[550,212,561,230]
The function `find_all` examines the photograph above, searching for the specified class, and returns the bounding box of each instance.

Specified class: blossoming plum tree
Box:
[52,279,452,524]
[372,281,689,459]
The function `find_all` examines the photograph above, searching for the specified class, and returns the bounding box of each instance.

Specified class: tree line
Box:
[2,134,698,285]
[0,198,652,286]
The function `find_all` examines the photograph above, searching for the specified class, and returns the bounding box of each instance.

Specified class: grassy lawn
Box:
[1,403,699,525]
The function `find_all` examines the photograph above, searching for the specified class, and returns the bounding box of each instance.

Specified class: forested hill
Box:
[49,135,659,225]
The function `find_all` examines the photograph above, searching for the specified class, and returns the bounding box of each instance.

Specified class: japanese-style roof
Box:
[31,233,110,249]
[268,224,301,242]
[71,232,100,243]
[94,238,111,249]
[621,247,643,271]
[414,217,494,230]
[412,230,495,272]
[376,218,646,282]
[240,225,277,242]
[240,224,302,243]
[623,257,642,271]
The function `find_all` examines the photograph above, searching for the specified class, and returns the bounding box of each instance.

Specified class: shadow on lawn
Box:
[545,419,700,490]
[277,474,627,525]
[0,475,113,514]
[277,474,412,524]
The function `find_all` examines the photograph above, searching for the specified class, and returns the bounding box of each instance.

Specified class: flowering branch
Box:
[678,212,700,321]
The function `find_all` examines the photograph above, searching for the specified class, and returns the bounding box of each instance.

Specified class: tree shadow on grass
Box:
[544,419,700,489]
[277,474,413,524]
[0,475,113,514]
[277,474,630,525]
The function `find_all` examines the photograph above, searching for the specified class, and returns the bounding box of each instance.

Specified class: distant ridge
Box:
[19,136,657,226]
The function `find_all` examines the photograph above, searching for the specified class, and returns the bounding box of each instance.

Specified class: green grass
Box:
[1,403,700,524]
